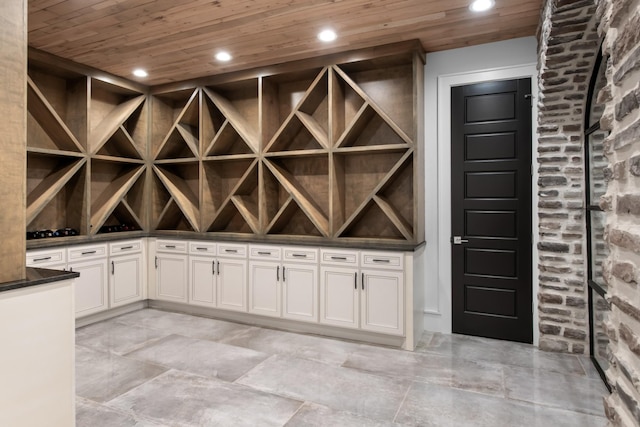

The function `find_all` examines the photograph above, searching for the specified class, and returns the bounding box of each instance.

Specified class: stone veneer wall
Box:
[597,1,640,425]
[537,0,600,355]
[540,0,640,425]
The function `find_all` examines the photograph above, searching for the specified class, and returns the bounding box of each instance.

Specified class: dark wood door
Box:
[451,78,532,343]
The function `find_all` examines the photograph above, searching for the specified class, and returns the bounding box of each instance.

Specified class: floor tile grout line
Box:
[392,380,414,423]
[281,400,308,426]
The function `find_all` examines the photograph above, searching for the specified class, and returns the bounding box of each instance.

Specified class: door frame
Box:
[430,64,540,346]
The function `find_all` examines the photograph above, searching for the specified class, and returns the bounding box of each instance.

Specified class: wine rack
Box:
[27,44,424,248]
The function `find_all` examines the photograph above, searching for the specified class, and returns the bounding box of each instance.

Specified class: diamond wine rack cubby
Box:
[26,55,149,244]
[27,43,424,248]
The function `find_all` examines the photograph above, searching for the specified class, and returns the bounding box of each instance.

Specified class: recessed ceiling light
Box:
[215,51,232,62]
[469,0,495,12]
[318,29,337,42]
[132,69,148,78]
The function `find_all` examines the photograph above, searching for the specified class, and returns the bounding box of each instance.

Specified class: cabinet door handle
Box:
[277,266,280,281]
[33,256,52,262]
[332,256,347,261]
[292,253,307,258]
[120,246,133,250]
[155,256,158,269]
[212,260,215,275]
[283,266,286,282]
[362,273,365,290]
[81,250,96,255]
[165,245,176,249]
[225,249,238,253]
[372,258,390,263]
[111,261,115,275]
[258,251,271,255]
[354,272,357,290]
[217,260,220,275]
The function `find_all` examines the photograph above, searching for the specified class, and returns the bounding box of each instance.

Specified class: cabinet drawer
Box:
[109,239,142,256]
[249,245,281,260]
[283,247,318,263]
[218,243,247,258]
[360,252,404,270]
[156,240,187,253]
[26,248,66,266]
[321,249,358,266]
[68,244,107,261]
[189,241,216,255]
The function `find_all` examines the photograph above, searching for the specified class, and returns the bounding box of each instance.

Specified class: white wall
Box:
[420,36,539,340]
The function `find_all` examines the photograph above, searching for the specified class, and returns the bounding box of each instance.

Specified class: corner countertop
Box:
[0,268,79,294]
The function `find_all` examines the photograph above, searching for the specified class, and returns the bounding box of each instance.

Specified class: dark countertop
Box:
[0,268,80,294]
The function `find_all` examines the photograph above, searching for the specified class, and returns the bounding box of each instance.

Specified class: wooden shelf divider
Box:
[90,95,145,154]
[90,165,145,234]
[153,165,200,232]
[27,78,85,153]
[264,160,329,237]
[26,158,86,224]
[203,88,258,153]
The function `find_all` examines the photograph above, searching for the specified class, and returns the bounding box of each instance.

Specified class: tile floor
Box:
[75,309,609,426]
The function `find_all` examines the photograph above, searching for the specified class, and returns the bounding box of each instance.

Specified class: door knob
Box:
[452,236,469,245]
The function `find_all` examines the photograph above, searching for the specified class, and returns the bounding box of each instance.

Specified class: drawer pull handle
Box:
[81,250,96,255]
[120,246,133,250]
[258,251,271,255]
[165,245,176,249]
[292,253,307,258]
[372,259,390,263]
[34,256,52,262]
[225,249,238,253]
[331,256,347,261]
[196,247,208,251]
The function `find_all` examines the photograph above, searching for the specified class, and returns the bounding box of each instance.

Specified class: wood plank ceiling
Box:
[28,0,542,85]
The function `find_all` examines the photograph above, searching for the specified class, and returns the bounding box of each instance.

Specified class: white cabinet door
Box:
[156,254,188,303]
[190,255,216,307]
[248,261,281,317]
[69,258,108,318]
[361,270,404,336]
[217,258,247,312]
[282,263,318,323]
[110,253,143,308]
[320,266,359,329]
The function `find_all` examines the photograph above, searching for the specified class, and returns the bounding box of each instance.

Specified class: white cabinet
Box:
[282,262,318,322]
[281,246,318,323]
[189,255,216,307]
[217,257,248,312]
[26,248,67,271]
[186,241,247,312]
[109,241,144,308]
[359,251,405,336]
[320,250,405,335]
[248,260,281,317]
[320,266,359,329]
[248,245,281,317]
[361,269,404,335]
[155,239,188,303]
[156,253,188,303]
[69,250,109,318]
